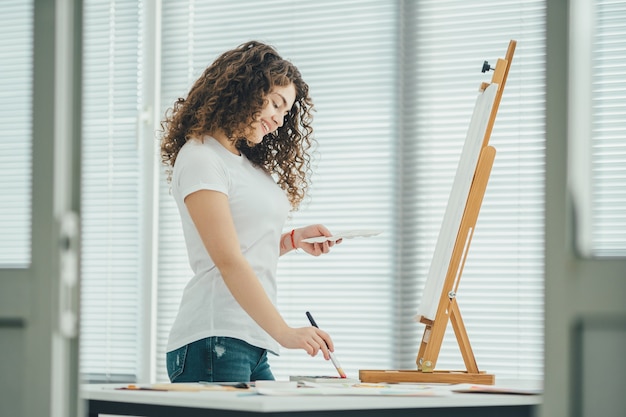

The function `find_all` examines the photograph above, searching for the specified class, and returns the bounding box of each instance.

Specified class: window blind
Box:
[80,0,143,382]
[156,0,546,383]
[590,0,626,256]
[156,0,397,382]
[6,0,550,386]
[412,1,546,379]
[0,1,33,267]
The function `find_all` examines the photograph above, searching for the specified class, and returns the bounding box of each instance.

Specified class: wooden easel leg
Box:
[418,301,452,372]
[450,299,479,373]
[416,320,433,369]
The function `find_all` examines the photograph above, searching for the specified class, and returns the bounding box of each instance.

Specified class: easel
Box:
[360,40,516,385]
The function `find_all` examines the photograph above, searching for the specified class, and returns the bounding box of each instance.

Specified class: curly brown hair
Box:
[160,40,315,210]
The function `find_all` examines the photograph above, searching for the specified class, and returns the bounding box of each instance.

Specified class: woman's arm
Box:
[185,189,334,358]
[279,225,340,256]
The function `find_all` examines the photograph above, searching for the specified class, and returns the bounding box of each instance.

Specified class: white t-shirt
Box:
[166,137,290,355]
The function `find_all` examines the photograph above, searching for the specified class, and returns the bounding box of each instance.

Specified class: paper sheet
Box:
[255,382,452,397]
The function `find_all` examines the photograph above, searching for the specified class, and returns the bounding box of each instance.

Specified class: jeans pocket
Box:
[166,344,188,382]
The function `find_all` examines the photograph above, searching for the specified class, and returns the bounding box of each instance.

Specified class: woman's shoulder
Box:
[178,137,221,162]
[173,139,226,178]
[173,138,231,187]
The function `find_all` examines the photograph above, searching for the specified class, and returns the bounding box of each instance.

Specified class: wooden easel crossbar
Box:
[360,40,516,385]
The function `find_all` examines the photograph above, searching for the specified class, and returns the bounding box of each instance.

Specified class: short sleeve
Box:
[173,142,229,200]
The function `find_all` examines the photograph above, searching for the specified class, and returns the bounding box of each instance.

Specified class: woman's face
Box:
[247,83,296,144]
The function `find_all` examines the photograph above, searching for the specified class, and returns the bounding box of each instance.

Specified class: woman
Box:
[160,41,339,383]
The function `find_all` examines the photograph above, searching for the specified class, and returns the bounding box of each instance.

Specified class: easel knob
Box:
[481,60,494,73]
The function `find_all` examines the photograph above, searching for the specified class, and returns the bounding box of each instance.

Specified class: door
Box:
[542,1,626,416]
[0,0,82,416]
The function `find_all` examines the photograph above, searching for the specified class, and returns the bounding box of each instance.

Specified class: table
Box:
[83,383,541,417]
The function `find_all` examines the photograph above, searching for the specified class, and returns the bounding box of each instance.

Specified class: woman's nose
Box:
[274,112,284,128]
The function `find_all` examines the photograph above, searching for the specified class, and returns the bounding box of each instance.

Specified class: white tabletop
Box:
[82,382,542,414]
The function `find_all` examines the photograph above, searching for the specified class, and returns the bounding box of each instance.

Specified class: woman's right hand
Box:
[277,326,335,360]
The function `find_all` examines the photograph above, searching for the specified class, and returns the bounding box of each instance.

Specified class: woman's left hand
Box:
[294,224,341,256]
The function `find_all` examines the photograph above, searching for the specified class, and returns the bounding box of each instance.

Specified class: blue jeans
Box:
[166,336,275,383]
